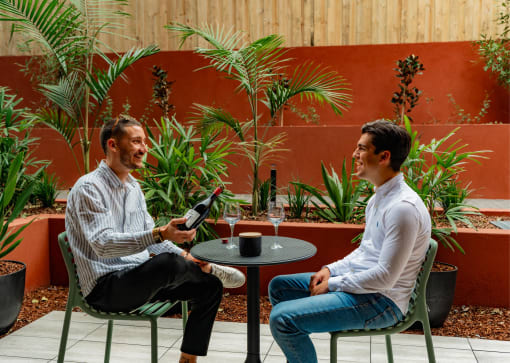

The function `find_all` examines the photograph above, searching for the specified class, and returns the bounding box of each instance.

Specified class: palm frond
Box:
[87,45,160,107]
[264,62,352,118]
[0,0,84,74]
[39,71,84,120]
[190,104,245,141]
[33,108,78,147]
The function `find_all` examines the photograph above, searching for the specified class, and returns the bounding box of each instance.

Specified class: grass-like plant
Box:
[286,180,312,219]
[32,171,60,208]
[166,23,352,215]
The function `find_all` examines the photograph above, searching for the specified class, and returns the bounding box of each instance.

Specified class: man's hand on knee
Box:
[309,267,331,296]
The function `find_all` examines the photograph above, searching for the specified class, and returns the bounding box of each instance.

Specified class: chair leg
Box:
[422,318,437,363]
[330,334,338,363]
[385,335,394,363]
[150,319,158,363]
[104,320,113,363]
[181,301,188,330]
[57,305,73,363]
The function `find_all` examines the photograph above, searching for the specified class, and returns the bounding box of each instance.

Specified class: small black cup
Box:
[239,232,262,257]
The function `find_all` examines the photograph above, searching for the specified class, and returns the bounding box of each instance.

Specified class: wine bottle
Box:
[177,187,223,230]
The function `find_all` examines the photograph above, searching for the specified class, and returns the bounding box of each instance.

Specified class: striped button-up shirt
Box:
[65,161,183,297]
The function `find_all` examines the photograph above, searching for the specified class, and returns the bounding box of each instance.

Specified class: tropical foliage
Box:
[401,117,490,253]
[141,117,237,244]
[0,0,159,174]
[294,159,372,224]
[166,23,352,215]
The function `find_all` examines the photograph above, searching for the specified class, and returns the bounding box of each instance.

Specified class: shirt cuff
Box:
[328,275,344,292]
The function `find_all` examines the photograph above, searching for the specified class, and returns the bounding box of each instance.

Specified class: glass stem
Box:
[275,225,278,237]
[230,224,234,245]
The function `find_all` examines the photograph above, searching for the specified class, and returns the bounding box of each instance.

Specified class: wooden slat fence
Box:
[0,0,506,55]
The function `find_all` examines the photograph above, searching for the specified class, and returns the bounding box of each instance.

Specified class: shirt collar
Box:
[374,173,403,197]
[98,160,137,189]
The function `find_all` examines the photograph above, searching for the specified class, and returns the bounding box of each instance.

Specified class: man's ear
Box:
[106,138,117,152]
[379,150,391,165]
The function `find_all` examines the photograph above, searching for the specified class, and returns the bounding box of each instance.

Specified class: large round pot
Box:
[426,262,458,328]
[410,261,458,329]
[0,261,26,335]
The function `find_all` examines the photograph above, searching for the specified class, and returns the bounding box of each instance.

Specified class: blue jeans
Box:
[269,273,403,363]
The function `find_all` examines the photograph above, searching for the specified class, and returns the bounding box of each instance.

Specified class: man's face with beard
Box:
[115,125,147,171]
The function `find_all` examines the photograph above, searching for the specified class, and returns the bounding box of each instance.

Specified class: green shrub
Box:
[33,171,60,208]
[141,117,237,244]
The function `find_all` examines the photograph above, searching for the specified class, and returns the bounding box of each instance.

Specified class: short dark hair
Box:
[361,119,411,171]
[100,115,142,155]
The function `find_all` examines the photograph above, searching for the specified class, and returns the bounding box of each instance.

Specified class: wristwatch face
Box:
[152,228,161,242]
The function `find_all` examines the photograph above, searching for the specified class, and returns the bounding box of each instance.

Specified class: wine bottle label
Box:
[183,209,200,228]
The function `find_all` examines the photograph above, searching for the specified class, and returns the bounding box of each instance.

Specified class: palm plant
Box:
[166,24,352,215]
[0,0,159,174]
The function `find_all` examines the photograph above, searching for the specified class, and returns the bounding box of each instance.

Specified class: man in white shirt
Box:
[66,115,244,363]
[268,119,431,363]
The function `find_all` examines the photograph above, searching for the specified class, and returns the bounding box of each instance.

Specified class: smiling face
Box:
[117,125,147,170]
[107,125,147,180]
[352,133,381,183]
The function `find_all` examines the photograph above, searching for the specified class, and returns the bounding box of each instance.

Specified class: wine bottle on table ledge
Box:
[177,187,223,230]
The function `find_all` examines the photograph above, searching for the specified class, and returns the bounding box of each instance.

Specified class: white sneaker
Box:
[210,264,246,288]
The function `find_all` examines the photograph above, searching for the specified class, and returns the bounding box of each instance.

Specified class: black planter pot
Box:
[410,262,458,329]
[0,261,26,335]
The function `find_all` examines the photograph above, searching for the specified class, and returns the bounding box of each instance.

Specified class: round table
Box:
[191,236,317,363]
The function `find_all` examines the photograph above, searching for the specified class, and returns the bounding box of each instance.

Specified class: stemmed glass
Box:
[267,201,285,249]
[223,202,241,249]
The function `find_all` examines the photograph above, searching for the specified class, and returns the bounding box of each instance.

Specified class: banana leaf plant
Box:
[0,0,159,174]
[166,23,352,215]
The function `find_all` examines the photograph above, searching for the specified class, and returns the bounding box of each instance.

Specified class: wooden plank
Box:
[303,0,314,46]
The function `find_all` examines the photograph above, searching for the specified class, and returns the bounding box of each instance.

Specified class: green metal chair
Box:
[330,239,438,363]
[57,231,188,363]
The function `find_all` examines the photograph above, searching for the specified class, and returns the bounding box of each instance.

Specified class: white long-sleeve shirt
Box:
[65,161,183,297]
[326,173,431,314]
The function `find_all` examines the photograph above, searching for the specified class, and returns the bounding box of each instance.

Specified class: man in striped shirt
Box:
[65,115,244,363]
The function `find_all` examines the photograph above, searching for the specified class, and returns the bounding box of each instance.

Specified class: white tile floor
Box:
[1,311,510,362]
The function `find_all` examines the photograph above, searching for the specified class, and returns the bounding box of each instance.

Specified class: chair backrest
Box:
[58,232,86,299]
[404,239,438,318]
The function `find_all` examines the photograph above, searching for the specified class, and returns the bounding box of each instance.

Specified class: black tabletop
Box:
[190,236,317,267]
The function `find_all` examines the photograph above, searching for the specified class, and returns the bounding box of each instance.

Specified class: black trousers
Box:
[85,253,223,356]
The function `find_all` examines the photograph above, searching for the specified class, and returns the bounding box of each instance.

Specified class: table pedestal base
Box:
[245,266,261,363]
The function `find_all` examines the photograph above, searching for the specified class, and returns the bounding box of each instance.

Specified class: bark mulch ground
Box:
[1,285,509,341]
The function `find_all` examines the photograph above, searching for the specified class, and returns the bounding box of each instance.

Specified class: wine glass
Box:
[267,201,285,249]
[223,202,241,249]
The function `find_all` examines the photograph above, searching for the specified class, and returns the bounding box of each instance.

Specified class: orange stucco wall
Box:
[6,216,51,292]
[27,123,510,199]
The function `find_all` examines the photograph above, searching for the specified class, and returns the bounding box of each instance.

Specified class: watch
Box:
[152,228,162,243]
